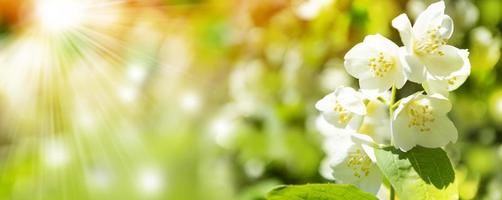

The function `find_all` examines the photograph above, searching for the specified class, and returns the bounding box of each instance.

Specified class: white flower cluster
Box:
[315,1,470,194]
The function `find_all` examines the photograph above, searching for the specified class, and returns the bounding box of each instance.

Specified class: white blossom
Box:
[322,130,383,194]
[392,92,457,151]
[344,34,407,92]
[392,1,464,83]
[315,87,366,129]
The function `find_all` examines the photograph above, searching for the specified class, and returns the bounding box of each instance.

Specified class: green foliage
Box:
[266,184,377,200]
[374,146,458,200]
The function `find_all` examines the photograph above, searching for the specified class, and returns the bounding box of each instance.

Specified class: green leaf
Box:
[266,184,377,200]
[374,146,458,200]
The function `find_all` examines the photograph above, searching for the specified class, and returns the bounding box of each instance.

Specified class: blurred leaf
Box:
[238,179,281,200]
[374,146,457,200]
[266,184,377,200]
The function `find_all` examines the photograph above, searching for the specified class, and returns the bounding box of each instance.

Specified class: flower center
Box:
[368,52,394,78]
[333,101,352,124]
[448,77,457,86]
[413,26,447,56]
[346,148,372,178]
[407,101,435,132]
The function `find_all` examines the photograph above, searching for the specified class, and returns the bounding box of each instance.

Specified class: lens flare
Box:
[35,0,86,32]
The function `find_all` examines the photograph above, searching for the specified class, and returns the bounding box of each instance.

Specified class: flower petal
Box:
[322,112,346,127]
[344,43,375,79]
[422,45,464,77]
[413,1,445,36]
[414,117,457,148]
[423,78,449,96]
[438,15,454,39]
[315,92,337,112]
[346,115,364,131]
[427,93,452,114]
[363,34,400,53]
[337,87,366,115]
[316,116,341,137]
[392,92,423,120]
[357,164,383,194]
[391,62,407,89]
[358,76,394,93]
[392,111,418,152]
[392,14,413,47]
[446,49,470,91]
[400,47,427,83]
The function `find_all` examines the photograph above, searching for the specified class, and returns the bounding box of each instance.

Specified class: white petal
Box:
[393,92,423,120]
[346,115,364,131]
[363,34,400,53]
[344,58,373,80]
[423,49,470,95]
[392,14,413,47]
[329,144,361,183]
[438,15,454,39]
[316,116,342,137]
[422,45,464,77]
[322,112,347,128]
[392,111,417,152]
[427,93,452,114]
[315,92,337,112]
[400,48,427,83]
[351,132,375,144]
[345,43,375,60]
[446,49,470,91]
[360,89,391,101]
[390,61,407,89]
[414,117,457,148]
[320,157,336,180]
[423,78,449,96]
[413,1,445,36]
[359,76,394,93]
[344,43,374,80]
[357,164,383,194]
[337,87,366,115]
[322,131,354,155]
[360,143,377,162]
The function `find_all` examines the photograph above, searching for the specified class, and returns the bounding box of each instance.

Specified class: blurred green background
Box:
[0,0,500,199]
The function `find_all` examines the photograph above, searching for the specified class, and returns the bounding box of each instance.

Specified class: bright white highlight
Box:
[494,96,502,117]
[35,0,86,32]
[127,64,148,84]
[43,140,70,168]
[137,167,165,196]
[180,91,202,112]
[210,118,235,147]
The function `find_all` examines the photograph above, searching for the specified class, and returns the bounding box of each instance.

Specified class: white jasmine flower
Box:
[392,1,463,83]
[392,92,458,151]
[315,87,366,129]
[322,130,383,194]
[344,34,407,92]
[423,49,470,96]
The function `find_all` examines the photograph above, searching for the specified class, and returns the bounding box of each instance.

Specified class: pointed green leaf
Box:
[374,146,457,200]
[266,184,377,200]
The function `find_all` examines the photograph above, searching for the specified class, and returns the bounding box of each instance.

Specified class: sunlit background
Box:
[0,0,500,199]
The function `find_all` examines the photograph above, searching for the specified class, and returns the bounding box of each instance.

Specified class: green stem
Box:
[390,186,395,200]
[389,85,397,144]
[389,85,397,200]
[389,85,397,106]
